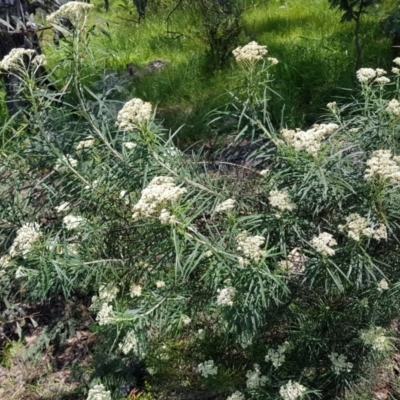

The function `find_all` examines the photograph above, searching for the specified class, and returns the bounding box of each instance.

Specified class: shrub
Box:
[1,6,400,399]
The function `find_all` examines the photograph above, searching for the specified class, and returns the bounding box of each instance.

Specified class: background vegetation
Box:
[1,0,400,400]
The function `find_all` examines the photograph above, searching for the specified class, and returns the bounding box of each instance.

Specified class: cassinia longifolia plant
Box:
[1,3,400,399]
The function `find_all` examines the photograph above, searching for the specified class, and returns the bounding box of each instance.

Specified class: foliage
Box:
[1,2,400,400]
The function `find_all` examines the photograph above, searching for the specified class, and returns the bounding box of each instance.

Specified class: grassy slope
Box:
[2,0,396,139]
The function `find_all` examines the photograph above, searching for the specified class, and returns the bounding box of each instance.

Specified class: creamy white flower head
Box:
[86,384,111,400]
[116,98,153,131]
[182,315,191,326]
[159,209,179,225]
[356,68,376,83]
[204,250,213,258]
[99,283,119,302]
[338,213,373,242]
[55,202,70,214]
[63,215,86,230]
[15,266,27,279]
[278,248,307,273]
[32,54,47,67]
[246,364,267,389]
[392,67,400,74]
[259,168,270,176]
[232,41,268,63]
[377,278,389,291]
[328,352,353,374]
[0,254,12,268]
[123,141,137,150]
[132,176,186,221]
[198,359,218,377]
[96,303,115,326]
[118,330,138,355]
[217,287,236,306]
[236,231,266,264]
[215,199,236,213]
[0,48,35,71]
[281,123,338,156]
[269,189,296,211]
[226,391,244,400]
[327,101,338,112]
[310,232,337,257]
[375,76,390,85]
[47,1,94,27]
[268,57,279,65]
[364,150,400,184]
[393,57,400,67]
[373,224,387,240]
[386,99,400,116]
[279,380,307,400]
[130,283,142,297]
[265,342,290,368]
[76,136,95,150]
[9,223,42,258]
[156,280,166,288]
[375,68,387,77]
[55,155,78,171]
[360,327,390,351]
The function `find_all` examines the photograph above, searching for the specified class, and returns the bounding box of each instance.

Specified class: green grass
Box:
[40,0,397,139]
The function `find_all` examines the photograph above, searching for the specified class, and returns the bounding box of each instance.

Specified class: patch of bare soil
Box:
[0,297,95,400]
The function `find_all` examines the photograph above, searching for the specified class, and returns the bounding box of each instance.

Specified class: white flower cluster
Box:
[360,327,390,352]
[0,48,35,71]
[356,67,389,84]
[310,232,337,257]
[0,254,12,268]
[226,391,244,400]
[216,287,236,306]
[47,1,94,26]
[98,284,119,303]
[63,215,86,230]
[156,280,165,288]
[116,98,153,131]
[76,136,95,150]
[198,359,218,378]
[96,303,115,326]
[338,213,387,242]
[123,141,137,150]
[91,283,119,322]
[328,352,353,374]
[15,266,27,279]
[9,223,42,258]
[269,189,296,212]
[268,57,279,65]
[159,209,179,225]
[55,155,78,171]
[236,231,266,266]
[364,150,400,185]
[86,384,111,400]
[215,199,236,213]
[182,315,191,325]
[232,41,268,63]
[265,341,290,367]
[277,248,307,273]
[55,202,70,214]
[281,123,339,156]
[118,330,138,355]
[246,363,267,389]
[279,380,307,400]
[132,176,186,221]
[377,278,389,291]
[130,283,143,297]
[386,99,400,116]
